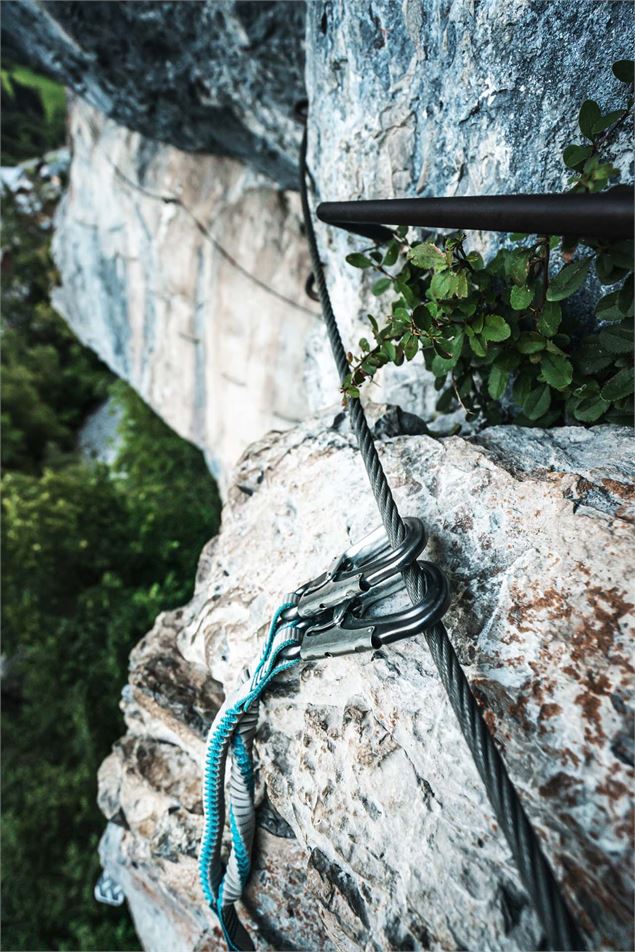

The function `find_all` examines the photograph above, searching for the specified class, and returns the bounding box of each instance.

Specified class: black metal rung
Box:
[317,187,634,239]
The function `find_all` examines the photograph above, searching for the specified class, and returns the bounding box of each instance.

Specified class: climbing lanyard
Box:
[198,129,585,952]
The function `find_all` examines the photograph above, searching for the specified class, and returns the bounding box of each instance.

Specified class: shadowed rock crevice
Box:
[1,0,306,187]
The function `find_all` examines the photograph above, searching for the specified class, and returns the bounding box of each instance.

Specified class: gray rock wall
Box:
[303,0,634,415]
[52,99,319,486]
[98,415,635,951]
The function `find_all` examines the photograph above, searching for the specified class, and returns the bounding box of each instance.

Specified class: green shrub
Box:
[1,77,222,950]
[2,398,221,951]
[1,63,67,165]
[343,62,634,428]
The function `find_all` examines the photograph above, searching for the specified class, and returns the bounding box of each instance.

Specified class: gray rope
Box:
[299,128,584,952]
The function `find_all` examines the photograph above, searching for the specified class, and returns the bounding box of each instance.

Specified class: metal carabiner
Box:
[293,517,427,620]
[289,560,450,661]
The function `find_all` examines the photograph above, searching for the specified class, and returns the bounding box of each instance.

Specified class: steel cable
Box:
[299,128,584,952]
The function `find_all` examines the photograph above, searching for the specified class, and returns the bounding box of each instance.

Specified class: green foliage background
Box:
[1,75,221,951]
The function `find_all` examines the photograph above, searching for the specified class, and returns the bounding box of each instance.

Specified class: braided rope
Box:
[299,128,584,952]
[199,602,300,950]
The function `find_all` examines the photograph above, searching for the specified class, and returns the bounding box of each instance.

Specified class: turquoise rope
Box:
[199,603,299,944]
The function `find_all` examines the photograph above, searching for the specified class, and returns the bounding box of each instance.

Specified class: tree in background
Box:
[1,68,222,951]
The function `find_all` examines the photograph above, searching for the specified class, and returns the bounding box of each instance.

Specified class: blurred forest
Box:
[1,64,221,950]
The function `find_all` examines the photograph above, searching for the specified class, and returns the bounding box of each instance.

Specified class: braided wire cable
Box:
[299,129,584,952]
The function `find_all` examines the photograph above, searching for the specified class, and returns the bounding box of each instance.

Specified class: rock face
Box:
[98,413,634,951]
[1,0,306,188]
[46,1,634,469]
[303,0,634,412]
[52,99,319,485]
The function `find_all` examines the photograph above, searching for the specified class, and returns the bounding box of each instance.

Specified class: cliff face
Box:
[40,1,633,476]
[7,1,634,949]
[98,415,635,951]
[53,99,319,485]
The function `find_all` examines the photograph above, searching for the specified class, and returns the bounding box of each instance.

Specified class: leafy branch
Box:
[342,60,634,429]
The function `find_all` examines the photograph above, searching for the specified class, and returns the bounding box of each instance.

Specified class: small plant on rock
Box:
[342,61,634,428]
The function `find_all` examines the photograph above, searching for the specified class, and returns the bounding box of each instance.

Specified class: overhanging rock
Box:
[1,0,306,188]
[98,413,634,951]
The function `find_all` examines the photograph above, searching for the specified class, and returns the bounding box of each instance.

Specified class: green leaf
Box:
[598,324,632,354]
[403,334,419,361]
[346,252,374,269]
[596,291,625,323]
[455,271,469,298]
[431,354,456,376]
[562,144,593,169]
[601,367,634,402]
[494,350,521,372]
[510,285,534,310]
[612,60,634,84]
[359,337,370,352]
[408,242,446,270]
[537,301,562,337]
[517,332,545,354]
[347,386,361,399]
[430,270,459,299]
[488,365,509,400]
[466,251,484,270]
[412,304,432,331]
[591,109,628,135]
[540,353,573,391]
[382,340,397,362]
[523,384,551,421]
[372,277,392,296]
[595,252,628,286]
[573,394,610,422]
[436,388,455,412]
[506,249,531,285]
[382,240,400,267]
[482,313,511,341]
[396,225,409,239]
[546,257,591,301]
[468,334,487,358]
[578,99,601,139]
[606,240,634,271]
[513,372,534,406]
[574,338,614,374]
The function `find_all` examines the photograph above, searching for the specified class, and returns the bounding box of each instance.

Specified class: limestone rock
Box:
[303,0,634,413]
[99,414,635,950]
[52,99,319,486]
[45,2,634,465]
[1,0,306,188]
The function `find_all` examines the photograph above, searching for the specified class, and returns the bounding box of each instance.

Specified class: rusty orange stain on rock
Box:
[539,702,562,720]
[570,585,634,666]
[602,478,635,501]
[508,584,573,634]
[538,770,578,804]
